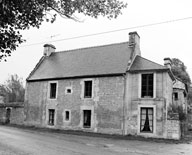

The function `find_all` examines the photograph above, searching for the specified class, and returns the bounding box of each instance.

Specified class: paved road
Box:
[0,126,192,155]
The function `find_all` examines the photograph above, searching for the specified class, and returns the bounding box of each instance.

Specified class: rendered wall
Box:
[125,71,173,138]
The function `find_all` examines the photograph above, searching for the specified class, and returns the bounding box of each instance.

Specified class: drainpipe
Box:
[122,73,127,135]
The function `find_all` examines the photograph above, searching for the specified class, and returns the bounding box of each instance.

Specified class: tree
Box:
[171,58,191,85]
[171,58,192,107]
[0,0,127,61]
[0,74,25,102]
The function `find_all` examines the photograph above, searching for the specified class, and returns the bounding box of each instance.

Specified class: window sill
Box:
[82,97,93,100]
[48,98,57,100]
[138,132,156,137]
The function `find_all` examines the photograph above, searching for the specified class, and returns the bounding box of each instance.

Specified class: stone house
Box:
[25,32,179,139]
[173,77,188,112]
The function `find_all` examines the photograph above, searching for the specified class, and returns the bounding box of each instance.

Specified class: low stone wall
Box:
[166,119,181,140]
[0,102,24,125]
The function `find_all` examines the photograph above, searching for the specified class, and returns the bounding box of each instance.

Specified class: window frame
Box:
[80,105,94,129]
[83,110,92,128]
[81,79,94,99]
[48,81,58,100]
[65,86,73,95]
[139,73,156,99]
[138,105,156,136]
[140,107,153,133]
[48,109,55,126]
[63,109,71,122]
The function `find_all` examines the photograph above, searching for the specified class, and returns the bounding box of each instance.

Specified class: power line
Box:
[21,16,192,47]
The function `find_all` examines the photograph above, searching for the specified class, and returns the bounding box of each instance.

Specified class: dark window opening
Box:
[6,108,11,124]
[48,109,55,126]
[84,81,92,98]
[65,111,70,121]
[83,110,91,128]
[173,92,178,100]
[50,83,57,99]
[140,108,153,133]
[141,74,153,98]
[67,89,71,94]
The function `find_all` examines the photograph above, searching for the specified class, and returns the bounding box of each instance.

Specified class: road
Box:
[0,126,191,155]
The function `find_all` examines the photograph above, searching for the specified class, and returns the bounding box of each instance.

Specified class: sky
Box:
[1,0,192,84]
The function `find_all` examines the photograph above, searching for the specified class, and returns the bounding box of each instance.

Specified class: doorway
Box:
[5,108,11,124]
[83,110,91,128]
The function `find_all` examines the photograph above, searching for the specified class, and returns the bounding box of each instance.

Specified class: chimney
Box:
[164,57,172,69]
[129,32,141,57]
[43,44,56,56]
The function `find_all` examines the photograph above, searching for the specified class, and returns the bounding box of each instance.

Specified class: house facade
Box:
[24,32,179,139]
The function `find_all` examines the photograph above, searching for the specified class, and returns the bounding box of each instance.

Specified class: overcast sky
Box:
[1,0,192,84]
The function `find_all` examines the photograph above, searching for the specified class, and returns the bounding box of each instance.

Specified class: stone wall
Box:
[25,76,125,135]
[0,104,24,125]
[166,119,180,140]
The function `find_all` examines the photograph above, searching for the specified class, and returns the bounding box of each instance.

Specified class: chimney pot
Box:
[43,44,56,56]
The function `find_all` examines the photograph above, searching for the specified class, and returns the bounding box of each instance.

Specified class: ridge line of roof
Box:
[55,41,129,54]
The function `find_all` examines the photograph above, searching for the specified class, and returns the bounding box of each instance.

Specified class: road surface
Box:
[0,125,191,155]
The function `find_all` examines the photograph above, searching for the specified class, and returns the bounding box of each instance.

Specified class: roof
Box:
[129,55,168,72]
[173,77,188,92]
[129,56,175,81]
[27,42,132,81]
[27,42,175,82]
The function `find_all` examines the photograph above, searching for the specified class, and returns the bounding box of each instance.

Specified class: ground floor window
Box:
[48,109,55,126]
[140,107,153,133]
[83,110,91,128]
[64,110,71,122]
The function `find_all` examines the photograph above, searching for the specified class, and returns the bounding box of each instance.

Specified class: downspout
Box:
[122,73,127,135]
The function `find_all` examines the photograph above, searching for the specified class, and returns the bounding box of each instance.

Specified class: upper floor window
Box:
[141,74,153,98]
[84,80,92,98]
[49,82,57,99]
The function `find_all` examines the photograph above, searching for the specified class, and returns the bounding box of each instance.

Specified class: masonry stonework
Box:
[25,76,124,134]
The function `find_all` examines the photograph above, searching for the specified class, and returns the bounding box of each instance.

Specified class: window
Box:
[140,108,153,133]
[67,89,71,94]
[173,92,178,100]
[65,111,69,121]
[83,110,91,128]
[141,74,153,98]
[49,82,57,99]
[48,109,55,126]
[65,87,72,94]
[84,81,92,98]
[64,110,71,122]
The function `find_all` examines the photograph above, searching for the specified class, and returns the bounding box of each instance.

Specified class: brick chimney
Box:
[129,31,141,59]
[43,44,56,56]
[164,57,172,69]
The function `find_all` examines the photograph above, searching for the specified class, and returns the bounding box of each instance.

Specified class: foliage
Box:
[0,74,25,102]
[168,104,187,122]
[171,58,191,85]
[0,0,127,61]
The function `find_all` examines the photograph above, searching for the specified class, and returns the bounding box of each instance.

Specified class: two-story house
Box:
[24,32,177,139]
